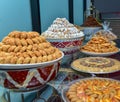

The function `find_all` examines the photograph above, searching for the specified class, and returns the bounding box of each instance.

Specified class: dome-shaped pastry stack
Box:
[42,18,84,38]
[0,31,62,64]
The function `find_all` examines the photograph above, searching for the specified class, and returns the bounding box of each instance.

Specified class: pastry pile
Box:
[0,31,62,64]
[82,15,102,27]
[95,30,117,41]
[66,78,120,102]
[42,18,84,39]
[81,35,119,53]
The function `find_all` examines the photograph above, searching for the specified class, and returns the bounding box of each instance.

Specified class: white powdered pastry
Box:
[42,18,84,39]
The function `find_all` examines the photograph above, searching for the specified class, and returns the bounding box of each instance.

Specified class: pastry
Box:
[95,30,117,41]
[81,35,119,53]
[71,57,120,73]
[66,78,120,102]
[0,31,62,64]
[82,15,102,27]
[41,18,84,39]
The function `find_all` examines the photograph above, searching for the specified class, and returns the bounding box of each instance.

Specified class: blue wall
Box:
[0,0,84,41]
[74,0,83,26]
[40,0,84,32]
[0,0,32,41]
[40,0,69,32]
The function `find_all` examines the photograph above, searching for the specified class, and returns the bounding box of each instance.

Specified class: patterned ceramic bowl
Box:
[0,52,64,92]
[47,36,84,65]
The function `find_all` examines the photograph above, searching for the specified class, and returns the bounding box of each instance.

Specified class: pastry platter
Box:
[62,77,120,102]
[81,49,120,57]
[71,57,120,74]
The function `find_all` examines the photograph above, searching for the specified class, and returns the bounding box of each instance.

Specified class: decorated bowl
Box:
[46,36,84,65]
[0,52,64,92]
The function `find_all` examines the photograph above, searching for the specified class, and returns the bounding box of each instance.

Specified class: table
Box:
[0,39,120,102]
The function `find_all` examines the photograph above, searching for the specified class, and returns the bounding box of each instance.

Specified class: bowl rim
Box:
[83,27,102,29]
[0,51,64,70]
[46,34,84,41]
[62,77,120,102]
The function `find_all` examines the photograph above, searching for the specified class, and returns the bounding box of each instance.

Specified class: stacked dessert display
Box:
[80,34,119,56]
[0,21,119,102]
[82,16,102,42]
[61,19,120,101]
[62,40,120,102]
[0,31,64,91]
[42,18,84,66]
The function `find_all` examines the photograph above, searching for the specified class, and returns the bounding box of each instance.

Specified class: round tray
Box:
[81,49,120,57]
[71,64,120,74]
[71,57,120,74]
[0,52,64,70]
[62,77,120,102]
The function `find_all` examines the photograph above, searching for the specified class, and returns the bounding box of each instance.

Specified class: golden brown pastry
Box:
[30,56,37,63]
[37,56,43,63]
[17,57,24,64]
[23,57,31,64]
[81,35,119,53]
[21,39,28,46]
[26,39,34,45]
[0,31,62,64]
[14,46,22,53]
[32,38,40,44]
[66,78,120,102]
[8,31,21,38]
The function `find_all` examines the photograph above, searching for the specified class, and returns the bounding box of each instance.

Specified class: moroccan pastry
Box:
[66,78,120,102]
[81,35,119,53]
[82,15,102,27]
[0,31,62,64]
[41,18,84,39]
[71,57,120,73]
[95,30,117,41]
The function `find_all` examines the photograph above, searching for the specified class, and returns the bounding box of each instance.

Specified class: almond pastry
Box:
[66,78,120,102]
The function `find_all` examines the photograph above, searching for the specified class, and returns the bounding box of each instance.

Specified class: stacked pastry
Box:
[0,31,62,64]
[95,30,117,41]
[82,15,102,27]
[81,35,119,53]
[42,18,84,38]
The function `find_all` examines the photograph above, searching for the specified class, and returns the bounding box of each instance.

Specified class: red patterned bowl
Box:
[47,36,84,65]
[0,52,64,92]
[47,36,84,54]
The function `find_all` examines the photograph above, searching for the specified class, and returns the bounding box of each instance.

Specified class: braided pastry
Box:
[0,31,62,64]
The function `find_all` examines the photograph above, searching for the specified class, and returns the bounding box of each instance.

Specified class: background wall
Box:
[0,0,32,41]
[0,0,84,41]
[40,0,84,32]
